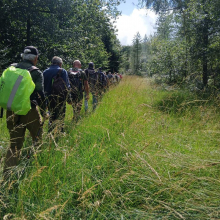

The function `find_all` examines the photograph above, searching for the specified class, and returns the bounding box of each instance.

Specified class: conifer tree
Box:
[131,32,142,75]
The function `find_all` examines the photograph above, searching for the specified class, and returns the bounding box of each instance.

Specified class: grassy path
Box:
[1,76,220,219]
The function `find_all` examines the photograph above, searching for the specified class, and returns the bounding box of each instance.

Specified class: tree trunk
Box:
[202,5,208,86]
[183,10,187,78]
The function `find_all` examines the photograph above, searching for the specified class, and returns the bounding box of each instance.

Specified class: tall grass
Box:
[1,76,220,219]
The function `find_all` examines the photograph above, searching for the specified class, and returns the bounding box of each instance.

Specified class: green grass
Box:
[1,76,220,219]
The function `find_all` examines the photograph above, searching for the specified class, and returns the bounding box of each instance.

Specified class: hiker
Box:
[115,73,120,84]
[103,71,109,92]
[119,72,123,80]
[84,62,99,111]
[97,67,107,98]
[68,60,89,122]
[107,72,113,85]
[112,72,118,85]
[105,72,110,90]
[43,56,70,132]
[3,46,46,176]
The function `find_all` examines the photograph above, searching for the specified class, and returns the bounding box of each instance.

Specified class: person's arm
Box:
[65,70,73,104]
[31,69,47,116]
[85,69,88,78]
[84,80,90,100]
[92,71,98,90]
[82,71,89,100]
[61,69,71,89]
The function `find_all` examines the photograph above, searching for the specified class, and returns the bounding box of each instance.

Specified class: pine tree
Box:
[131,32,142,75]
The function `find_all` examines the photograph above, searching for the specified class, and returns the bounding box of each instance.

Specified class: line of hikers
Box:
[0,46,122,181]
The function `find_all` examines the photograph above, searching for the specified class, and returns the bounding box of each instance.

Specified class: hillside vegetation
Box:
[1,76,220,219]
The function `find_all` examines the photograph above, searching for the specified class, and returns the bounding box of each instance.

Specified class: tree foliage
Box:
[131,32,142,75]
[139,0,220,90]
[0,0,122,71]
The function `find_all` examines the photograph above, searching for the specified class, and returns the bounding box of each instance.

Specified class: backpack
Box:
[0,66,36,115]
[68,69,83,94]
[98,71,106,88]
[51,68,67,97]
[104,74,108,86]
[86,69,98,88]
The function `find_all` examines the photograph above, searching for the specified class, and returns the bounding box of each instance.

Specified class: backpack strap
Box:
[28,66,39,72]
[57,68,63,77]
[10,63,18,67]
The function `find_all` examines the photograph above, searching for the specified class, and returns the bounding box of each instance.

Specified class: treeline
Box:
[120,0,220,91]
[0,0,121,72]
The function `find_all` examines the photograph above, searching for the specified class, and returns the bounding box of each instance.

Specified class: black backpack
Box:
[51,68,67,97]
[86,69,98,88]
[68,69,83,94]
[98,71,106,88]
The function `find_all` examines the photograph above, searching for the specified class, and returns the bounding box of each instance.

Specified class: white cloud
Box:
[114,8,158,46]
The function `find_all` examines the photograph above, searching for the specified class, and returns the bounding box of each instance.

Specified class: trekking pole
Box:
[0,107,3,118]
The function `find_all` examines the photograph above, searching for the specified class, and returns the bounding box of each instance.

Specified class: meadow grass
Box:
[0,76,220,219]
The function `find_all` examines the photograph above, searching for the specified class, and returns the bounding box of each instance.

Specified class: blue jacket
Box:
[43,65,70,97]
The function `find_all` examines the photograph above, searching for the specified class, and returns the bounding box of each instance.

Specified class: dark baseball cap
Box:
[89,62,94,68]
[24,46,39,55]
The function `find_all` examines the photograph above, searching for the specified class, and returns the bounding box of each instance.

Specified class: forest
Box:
[1,0,220,93]
[120,0,220,93]
[0,0,121,72]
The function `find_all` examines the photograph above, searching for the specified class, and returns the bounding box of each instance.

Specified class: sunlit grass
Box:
[1,76,220,219]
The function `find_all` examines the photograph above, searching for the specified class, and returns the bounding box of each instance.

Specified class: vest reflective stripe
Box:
[7,75,23,111]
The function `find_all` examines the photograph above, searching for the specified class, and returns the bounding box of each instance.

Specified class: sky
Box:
[115,0,158,46]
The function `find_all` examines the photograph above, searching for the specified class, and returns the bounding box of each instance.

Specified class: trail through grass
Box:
[0,76,220,219]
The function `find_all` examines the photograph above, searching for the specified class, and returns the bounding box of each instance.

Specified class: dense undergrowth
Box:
[0,76,220,219]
